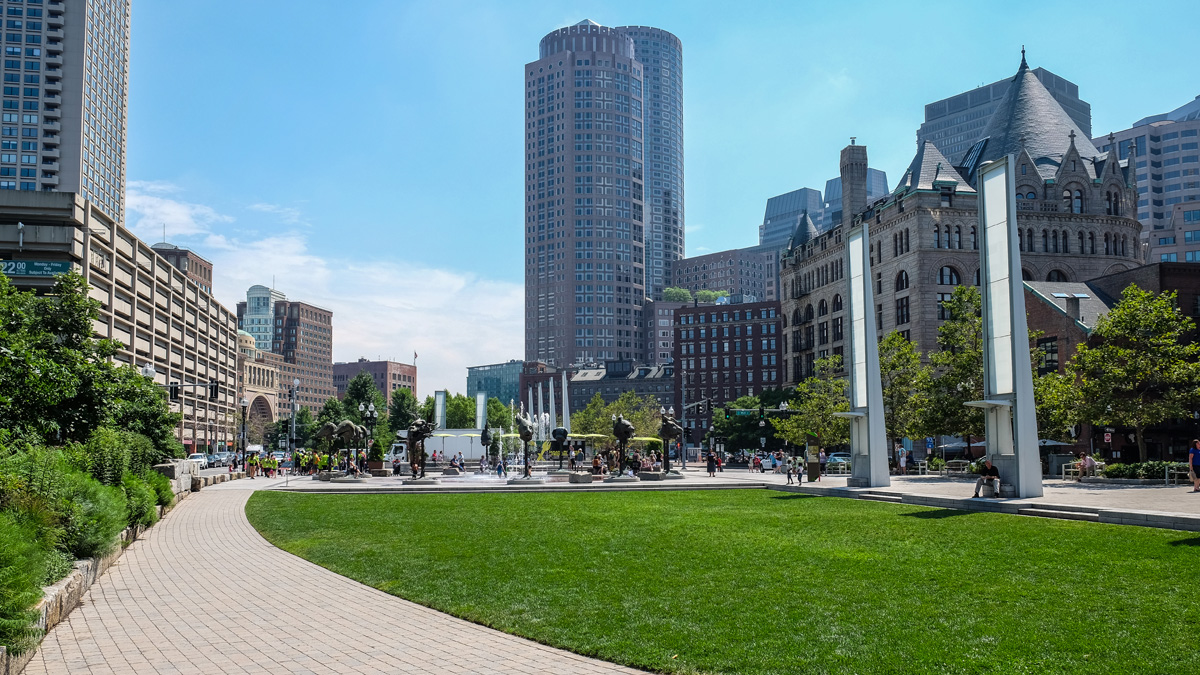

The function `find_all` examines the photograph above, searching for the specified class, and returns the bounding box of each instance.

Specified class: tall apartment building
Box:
[0,0,132,223]
[1095,94,1200,258]
[524,20,651,367]
[672,299,783,437]
[333,357,416,407]
[467,359,523,404]
[0,192,241,451]
[641,298,688,365]
[917,65,1090,163]
[615,25,684,297]
[237,290,334,415]
[238,284,285,352]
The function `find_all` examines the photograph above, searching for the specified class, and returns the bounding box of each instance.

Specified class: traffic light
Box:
[759,405,765,419]
[169,382,180,401]
[696,400,706,415]
[724,407,730,420]
[208,382,219,400]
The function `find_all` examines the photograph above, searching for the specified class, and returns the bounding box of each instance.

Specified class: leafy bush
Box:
[0,511,45,655]
[644,439,663,454]
[142,469,175,508]
[41,548,73,586]
[80,427,129,487]
[122,431,159,477]
[121,474,158,529]
[1102,461,1188,479]
[60,469,126,559]
[0,446,69,550]
[928,457,947,472]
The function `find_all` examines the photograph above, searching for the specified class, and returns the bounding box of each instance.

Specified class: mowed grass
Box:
[247,490,1200,675]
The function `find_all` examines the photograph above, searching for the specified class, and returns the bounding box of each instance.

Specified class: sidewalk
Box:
[23,475,645,675]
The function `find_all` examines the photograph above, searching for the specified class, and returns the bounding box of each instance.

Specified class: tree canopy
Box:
[662,287,692,303]
[772,356,849,450]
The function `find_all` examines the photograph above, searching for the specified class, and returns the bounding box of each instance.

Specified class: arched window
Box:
[974,268,981,286]
[953,225,962,249]
[1114,193,1122,216]
[1061,231,1069,254]
[896,270,910,291]
[1027,229,1034,250]
[1104,233,1111,255]
[1052,231,1060,253]
[1018,229,1025,252]
[970,226,978,250]
[1016,192,1023,200]
[1027,191,1037,200]
[1022,269,1034,281]
[1042,229,1049,252]
[804,304,814,323]
[1063,189,1071,210]
[1047,270,1068,282]
[1073,190,1084,214]
[1121,235,1128,257]
[1089,232,1096,254]
[1105,191,1113,215]
[818,299,828,316]
[792,308,802,325]
[832,294,843,312]
[938,266,961,286]
[933,225,940,249]
[1078,231,1085,253]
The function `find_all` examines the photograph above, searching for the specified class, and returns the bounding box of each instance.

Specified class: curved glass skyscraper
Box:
[523,20,683,368]
[616,26,684,298]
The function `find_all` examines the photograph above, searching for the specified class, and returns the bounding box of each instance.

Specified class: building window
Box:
[832,294,843,312]
[937,293,953,320]
[1046,270,1068,282]
[1037,337,1059,376]
[938,266,961,285]
[895,270,909,291]
[895,297,910,325]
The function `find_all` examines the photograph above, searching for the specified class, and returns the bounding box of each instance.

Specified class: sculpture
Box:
[613,414,635,474]
[407,417,435,478]
[658,413,683,473]
[515,409,535,477]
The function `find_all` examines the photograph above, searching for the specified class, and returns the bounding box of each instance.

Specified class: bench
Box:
[1061,461,1105,480]
[906,460,928,476]
[1167,465,1194,485]
[941,460,971,476]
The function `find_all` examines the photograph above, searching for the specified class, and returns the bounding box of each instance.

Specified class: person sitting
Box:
[973,458,1001,498]
[1076,451,1096,481]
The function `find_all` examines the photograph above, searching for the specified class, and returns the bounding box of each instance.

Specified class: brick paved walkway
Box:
[23,477,644,675]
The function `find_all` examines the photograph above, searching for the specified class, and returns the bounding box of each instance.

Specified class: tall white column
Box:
[838,217,889,487]
[548,378,558,431]
[561,371,571,433]
[969,155,1042,498]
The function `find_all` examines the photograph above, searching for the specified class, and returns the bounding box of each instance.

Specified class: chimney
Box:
[840,141,868,222]
[1064,296,1081,321]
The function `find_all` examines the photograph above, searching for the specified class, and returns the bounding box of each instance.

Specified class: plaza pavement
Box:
[22,475,646,675]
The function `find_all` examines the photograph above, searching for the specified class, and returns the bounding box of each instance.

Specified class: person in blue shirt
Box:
[1189,439,1200,493]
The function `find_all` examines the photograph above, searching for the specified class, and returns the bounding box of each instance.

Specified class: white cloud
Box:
[125,181,233,241]
[126,185,521,398]
[248,202,306,226]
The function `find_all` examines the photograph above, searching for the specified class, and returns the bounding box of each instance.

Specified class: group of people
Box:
[231,451,286,479]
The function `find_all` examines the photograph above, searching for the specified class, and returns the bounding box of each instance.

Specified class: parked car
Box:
[186,453,209,469]
[214,451,231,466]
[205,453,219,467]
[827,452,851,466]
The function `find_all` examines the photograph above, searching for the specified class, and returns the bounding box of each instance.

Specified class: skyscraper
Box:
[19,0,131,224]
[615,26,683,297]
[524,20,654,367]
[237,288,334,415]
[759,188,823,249]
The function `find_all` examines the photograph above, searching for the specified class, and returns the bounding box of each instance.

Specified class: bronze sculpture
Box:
[613,414,635,474]
[515,409,535,477]
[407,418,435,478]
[658,413,683,473]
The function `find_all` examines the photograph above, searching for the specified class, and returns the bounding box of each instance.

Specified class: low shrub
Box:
[0,510,45,655]
[122,431,159,478]
[1102,461,1187,479]
[121,474,158,529]
[41,548,74,586]
[928,457,947,472]
[60,469,126,559]
[142,469,175,508]
[81,427,130,487]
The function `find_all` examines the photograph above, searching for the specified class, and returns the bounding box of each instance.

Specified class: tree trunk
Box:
[1136,426,1147,463]
[966,434,973,460]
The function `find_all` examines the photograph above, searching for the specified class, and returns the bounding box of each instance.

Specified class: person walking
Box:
[1189,439,1200,492]
[785,456,795,485]
[705,452,717,477]
[898,449,908,475]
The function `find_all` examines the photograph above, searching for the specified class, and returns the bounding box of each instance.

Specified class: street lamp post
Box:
[660,405,676,473]
[289,378,299,460]
[240,397,249,468]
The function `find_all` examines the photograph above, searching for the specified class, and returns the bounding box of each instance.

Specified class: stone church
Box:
[779,57,1142,385]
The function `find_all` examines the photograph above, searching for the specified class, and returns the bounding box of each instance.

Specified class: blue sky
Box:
[124,0,1198,396]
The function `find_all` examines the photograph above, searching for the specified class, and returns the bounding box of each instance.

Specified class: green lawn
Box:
[247,490,1200,675]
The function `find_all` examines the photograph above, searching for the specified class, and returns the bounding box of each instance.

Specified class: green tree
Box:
[1033,371,1080,442]
[878,331,931,447]
[485,396,515,431]
[388,388,420,430]
[662,287,693,303]
[1068,286,1200,461]
[695,289,731,303]
[446,393,476,429]
[419,395,435,423]
[772,356,849,450]
[343,371,385,422]
[316,397,346,428]
[569,393,611,436]
[711,394,768,453]
[916,286,985,452]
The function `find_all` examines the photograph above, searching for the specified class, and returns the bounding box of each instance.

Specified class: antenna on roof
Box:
[1020,45,1027,69]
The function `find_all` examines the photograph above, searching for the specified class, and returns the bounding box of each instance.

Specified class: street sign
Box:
[1104,433,1112,443]
[734,409,756,416]
[1,260,73,277]
[925,437,934,449]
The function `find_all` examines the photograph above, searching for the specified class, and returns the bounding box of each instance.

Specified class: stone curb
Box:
[3,471,245,675]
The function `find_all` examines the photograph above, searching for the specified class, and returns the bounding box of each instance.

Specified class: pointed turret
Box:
[786,211,820,251]
[895,141,975,194]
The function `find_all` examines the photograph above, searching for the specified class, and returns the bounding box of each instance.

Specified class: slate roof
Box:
[1024,281,1116,330]
[970,58,1101,184]
[786,211,821,249]
[895,141,976,194]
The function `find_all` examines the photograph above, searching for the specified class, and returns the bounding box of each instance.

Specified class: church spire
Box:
[1020,45,1027,70]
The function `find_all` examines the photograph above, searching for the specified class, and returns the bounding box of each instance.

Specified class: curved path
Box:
[24,477,643,674]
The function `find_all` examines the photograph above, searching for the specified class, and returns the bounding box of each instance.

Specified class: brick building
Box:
[568,361,673,412]
[333,358,417,406]
[672,299,783,438]
[671,245,778,301]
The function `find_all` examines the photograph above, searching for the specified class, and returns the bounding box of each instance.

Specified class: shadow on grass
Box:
[900,508,971,520]
[1168,536,1200,547]
[771,493,819,500]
